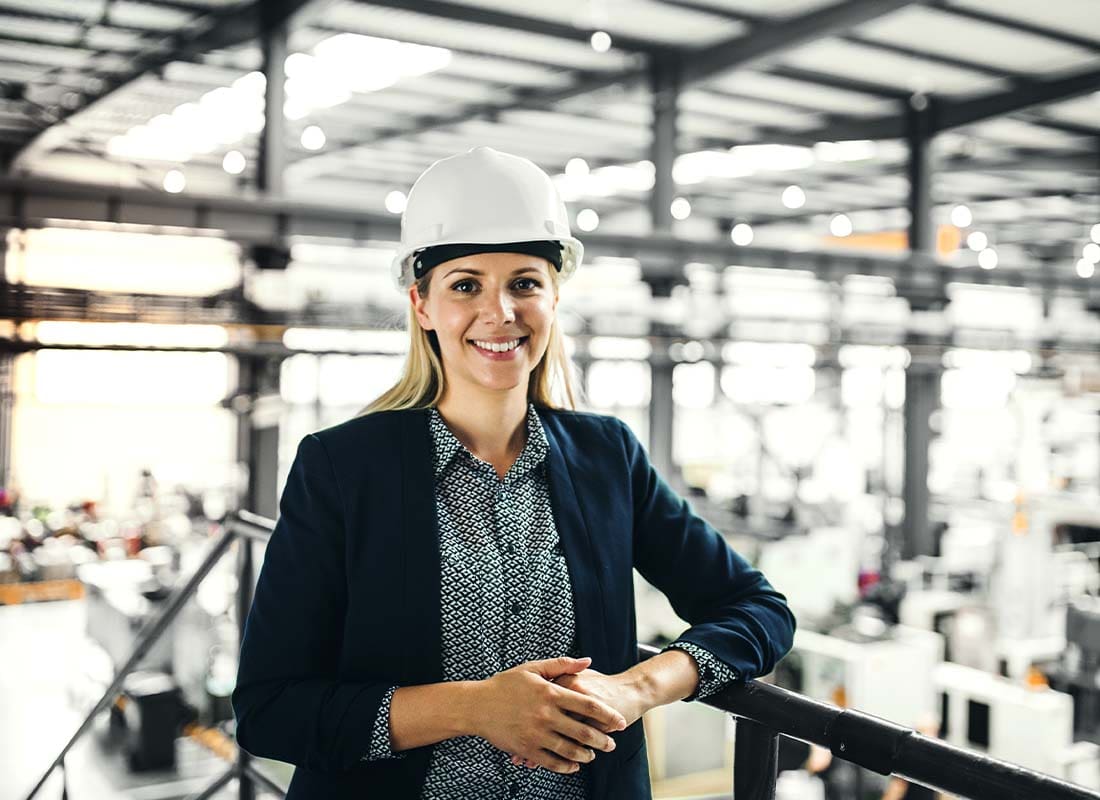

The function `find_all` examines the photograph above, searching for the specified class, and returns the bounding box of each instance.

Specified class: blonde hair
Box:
[360,262,577,415]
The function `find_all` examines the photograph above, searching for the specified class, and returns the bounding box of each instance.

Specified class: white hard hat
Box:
[390,146,584,292]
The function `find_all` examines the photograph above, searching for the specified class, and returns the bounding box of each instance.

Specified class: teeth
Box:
[473,338,521,353]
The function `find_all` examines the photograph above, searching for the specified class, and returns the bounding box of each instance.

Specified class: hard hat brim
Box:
[392,235,583,292]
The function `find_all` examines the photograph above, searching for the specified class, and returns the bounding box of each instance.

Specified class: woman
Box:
[232,147,795,800]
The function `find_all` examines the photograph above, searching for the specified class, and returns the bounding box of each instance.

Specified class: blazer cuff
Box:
[663,641,740,703]
[361,685,407,761]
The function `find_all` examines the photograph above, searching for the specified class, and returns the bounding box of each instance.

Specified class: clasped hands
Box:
[473,656,647,776]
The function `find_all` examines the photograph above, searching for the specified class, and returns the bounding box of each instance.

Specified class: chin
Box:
[476,375,526,393]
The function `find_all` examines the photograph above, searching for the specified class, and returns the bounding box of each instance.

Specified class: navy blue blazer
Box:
[233,407,795,799]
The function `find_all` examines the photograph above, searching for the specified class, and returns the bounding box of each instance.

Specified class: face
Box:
[411,252,559,399]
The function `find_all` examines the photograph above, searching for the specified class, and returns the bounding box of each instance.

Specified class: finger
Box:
[555,713,617,753]
[553,687,626,731]
[526,656,590,680]
[543,732,597,769]
[522,751,579,774]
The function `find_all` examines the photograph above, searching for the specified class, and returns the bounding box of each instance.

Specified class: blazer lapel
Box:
[400,409,443,687]
[539,410,611,672]
[540,410,616,800]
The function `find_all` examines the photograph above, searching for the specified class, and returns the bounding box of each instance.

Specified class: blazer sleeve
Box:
[618,419,796,681]
[232,433,395,772]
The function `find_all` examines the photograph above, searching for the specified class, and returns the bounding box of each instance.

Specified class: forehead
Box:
[435,251,552,280]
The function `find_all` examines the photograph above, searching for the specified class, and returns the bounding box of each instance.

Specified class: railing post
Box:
[236,531,256,800]
[734,718,779,800]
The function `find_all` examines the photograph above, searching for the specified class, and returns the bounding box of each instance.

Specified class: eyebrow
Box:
[443,266,544,279]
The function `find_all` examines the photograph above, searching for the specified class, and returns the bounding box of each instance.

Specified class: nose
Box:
[479,286,516,325]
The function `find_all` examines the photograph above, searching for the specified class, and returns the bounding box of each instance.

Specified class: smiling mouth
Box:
[469,336,529,353]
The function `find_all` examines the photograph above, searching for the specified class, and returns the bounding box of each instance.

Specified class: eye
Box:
[513,277,541,291]
[451,279,477,293]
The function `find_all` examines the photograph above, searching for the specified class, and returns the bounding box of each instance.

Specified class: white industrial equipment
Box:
[756,526,863,622]
[935,662,1100,790]
[792,624,944,729]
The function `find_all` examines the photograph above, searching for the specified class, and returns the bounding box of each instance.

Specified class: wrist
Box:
[620,665,658,715]
[455,679,485,738]
[625,649,699,711]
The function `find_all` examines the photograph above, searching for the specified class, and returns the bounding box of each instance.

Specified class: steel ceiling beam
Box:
[926,0,1100,54]
[763,64,1100,145]
[2,174,1095,296]
[0,30,148,55]
[677,0,920,85]
[348,0,673,56]
[763,65,912,100]
[292,0,919,175]
[839,33,1023,79]
[0,6,173,38]
[937,66,1100,131]
[5,0,321,172]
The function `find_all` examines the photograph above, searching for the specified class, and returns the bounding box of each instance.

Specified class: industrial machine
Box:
[1047,597,1100,744]
[788,623,944,730]
[935,661,1100,789]
[755,526,864,624]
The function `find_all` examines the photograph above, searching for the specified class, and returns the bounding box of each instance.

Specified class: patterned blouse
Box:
[360,404,738,798]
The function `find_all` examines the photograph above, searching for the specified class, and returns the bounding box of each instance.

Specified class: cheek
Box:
[522,296,556,330]
[433,306,473,343]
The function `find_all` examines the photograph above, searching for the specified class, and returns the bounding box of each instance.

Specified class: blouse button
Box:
[511,601,522,615]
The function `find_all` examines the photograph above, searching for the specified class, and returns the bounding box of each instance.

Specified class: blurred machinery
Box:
[788,623,944,730]
[1047,598,1100,744]
[935,661,1099,789]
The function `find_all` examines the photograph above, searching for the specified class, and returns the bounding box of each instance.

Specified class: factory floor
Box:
[1,600,729,800]
[0,599,252,800]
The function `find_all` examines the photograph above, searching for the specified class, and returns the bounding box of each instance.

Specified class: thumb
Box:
[530,656,591,679]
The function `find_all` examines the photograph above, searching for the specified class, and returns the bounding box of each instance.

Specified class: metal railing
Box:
[23,511,1100,800]
[23,510,278,800]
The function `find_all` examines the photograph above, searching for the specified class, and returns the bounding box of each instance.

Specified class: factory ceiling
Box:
[0,0,1097,298]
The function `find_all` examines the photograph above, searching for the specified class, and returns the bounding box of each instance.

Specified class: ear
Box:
[410,284,434,331]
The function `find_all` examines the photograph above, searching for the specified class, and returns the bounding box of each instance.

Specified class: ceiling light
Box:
[781,185,805,209]
[222,150,246,175]
[966,231,987,251]
[950,204,972,228]
[671,197,691,220]
[978,247,997,270]
[385,190,407,214]
[813,140,876,162]
[1085,242,1100,264]
[163,169,186,193]
[576,208,599,232]
[1077,259,1095,279]
[1091,223,1100,244]
[590,31,612,52]
[829,213,852,237]
[565,157,589,177]
[731,223,753,246]
[301,125,326,151]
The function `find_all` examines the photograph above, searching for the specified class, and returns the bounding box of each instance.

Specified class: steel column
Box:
[646,55,679,480]
[906,103,935,258]
[233,354,283,521]
[901,102,941,560]
[257,8,288,196]
[902,363,940,558]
